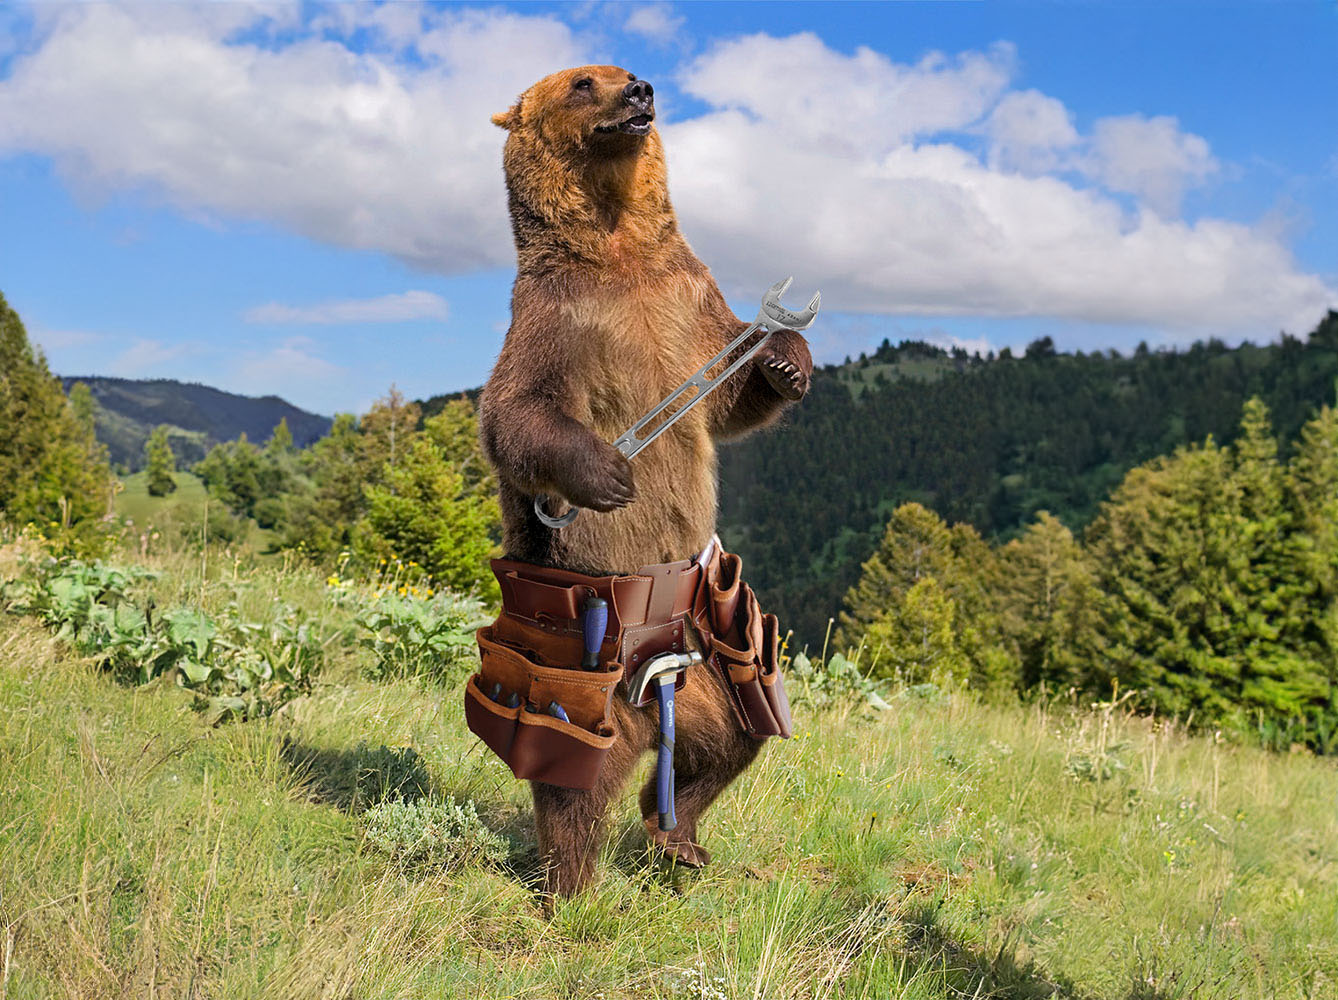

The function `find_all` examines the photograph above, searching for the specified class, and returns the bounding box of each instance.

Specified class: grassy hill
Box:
[1,542,1334,998]
[716,315,1338,643]
[59,376,331,471]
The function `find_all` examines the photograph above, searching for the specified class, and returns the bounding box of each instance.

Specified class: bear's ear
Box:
[491,102,522,131]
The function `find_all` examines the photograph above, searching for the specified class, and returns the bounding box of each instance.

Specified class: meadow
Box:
[1,537,1334,1000]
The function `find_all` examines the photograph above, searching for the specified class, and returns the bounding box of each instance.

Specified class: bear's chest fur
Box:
[560,273,710,439]
[541,270,720,571]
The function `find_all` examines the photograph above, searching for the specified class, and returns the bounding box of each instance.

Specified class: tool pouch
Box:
[465,624,621,790]
[704,552,793,739]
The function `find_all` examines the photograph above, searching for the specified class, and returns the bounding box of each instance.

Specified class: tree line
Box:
[719,313,1338,642]
[837,394,1338,751]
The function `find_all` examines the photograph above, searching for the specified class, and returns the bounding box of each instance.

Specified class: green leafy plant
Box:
[3,556,325,720]
[354,590,488,682]
[789,649,891,710]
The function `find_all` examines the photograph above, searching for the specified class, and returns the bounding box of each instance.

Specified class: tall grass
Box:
[1,540,1335,999]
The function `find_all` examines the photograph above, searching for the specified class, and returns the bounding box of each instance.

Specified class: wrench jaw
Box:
[760,277,821,333]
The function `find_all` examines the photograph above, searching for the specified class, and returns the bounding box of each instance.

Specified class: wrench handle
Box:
[534,493,579,528]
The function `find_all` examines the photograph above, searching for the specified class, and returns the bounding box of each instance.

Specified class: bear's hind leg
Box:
[639,670,764,867]
[530,732,643,899]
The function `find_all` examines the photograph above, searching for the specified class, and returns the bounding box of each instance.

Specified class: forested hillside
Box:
[719,313,1338,642]
[58,376,331,471]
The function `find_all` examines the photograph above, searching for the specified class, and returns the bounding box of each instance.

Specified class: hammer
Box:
[627,650,701,831]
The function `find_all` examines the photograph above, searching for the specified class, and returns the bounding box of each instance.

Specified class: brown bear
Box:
[479,64,813,898]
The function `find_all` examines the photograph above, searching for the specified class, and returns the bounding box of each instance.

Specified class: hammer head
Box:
[626,651,701,707]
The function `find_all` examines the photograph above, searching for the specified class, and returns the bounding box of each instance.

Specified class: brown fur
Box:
[478,65,812,898]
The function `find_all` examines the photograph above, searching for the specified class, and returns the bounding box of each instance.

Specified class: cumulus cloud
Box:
[624,4,685,46]
[680,34,1016,155]
[668,35,1331,335]
[233,337,345,393]
[244,290,449,325]
[1085,113,1218,217]
[0,4,585,272]
[0,8,1330,339]
[983,90,1079,174]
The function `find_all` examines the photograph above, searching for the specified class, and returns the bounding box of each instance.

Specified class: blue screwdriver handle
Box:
[581,597,609,669]
[655,679,676,831]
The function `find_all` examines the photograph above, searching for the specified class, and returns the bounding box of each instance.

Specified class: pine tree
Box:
[1085,440,1239,718]
[1086,398,1332,739]
[356,434,501,599]
[144,425,178,497]
[0,293,112,550]
[1226,399,1321,729]
[995,512,1103,691]
[266,417,294,456]
[837,502,1012,690]
[1287,391,1338,745]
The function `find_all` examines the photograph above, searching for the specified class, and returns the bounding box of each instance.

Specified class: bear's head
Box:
[492,66,674,258]
[492,64,656,153]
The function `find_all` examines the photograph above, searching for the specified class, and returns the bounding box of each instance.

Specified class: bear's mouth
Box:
[595,113,654,137]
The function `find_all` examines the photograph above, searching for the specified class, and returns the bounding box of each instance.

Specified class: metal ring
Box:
[533,493,579,529]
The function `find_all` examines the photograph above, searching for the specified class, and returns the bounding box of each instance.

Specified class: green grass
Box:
[1,542,1335,999]
[115,470,209,526]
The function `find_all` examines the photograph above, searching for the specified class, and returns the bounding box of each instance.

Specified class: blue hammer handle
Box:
[581,597,608,669]
[655,679,676,831]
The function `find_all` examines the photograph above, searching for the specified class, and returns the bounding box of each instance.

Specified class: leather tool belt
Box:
[464,543,793,789]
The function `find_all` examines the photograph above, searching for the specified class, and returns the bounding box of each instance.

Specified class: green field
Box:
[115,471,278,553]
[115,470,210,527]
[1,543,1335,999]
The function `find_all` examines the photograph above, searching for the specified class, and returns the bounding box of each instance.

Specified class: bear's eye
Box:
[573,78,593,91]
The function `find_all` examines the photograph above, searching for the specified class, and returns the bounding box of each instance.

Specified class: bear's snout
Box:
[592,75,655,136]
[623,79,654,109]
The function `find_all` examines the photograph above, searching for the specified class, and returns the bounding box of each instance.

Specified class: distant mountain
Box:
[59,376,331,471]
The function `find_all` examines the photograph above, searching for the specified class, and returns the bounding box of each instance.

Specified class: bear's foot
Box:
[643,816,712,868]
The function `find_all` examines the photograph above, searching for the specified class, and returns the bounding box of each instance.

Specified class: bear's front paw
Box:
[756,328,813,402]
[758,349,811,401]
[558,443,637,512]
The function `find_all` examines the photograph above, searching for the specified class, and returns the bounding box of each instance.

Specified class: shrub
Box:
[363,797,508,872]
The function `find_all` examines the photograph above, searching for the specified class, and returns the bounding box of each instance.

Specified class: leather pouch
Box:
[706,578,793,739]
[467,624,620,790]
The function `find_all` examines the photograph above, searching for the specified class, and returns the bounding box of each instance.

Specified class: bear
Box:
[479,64,813,898]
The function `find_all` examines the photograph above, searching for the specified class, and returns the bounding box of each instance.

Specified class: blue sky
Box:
[1,2,1335,416]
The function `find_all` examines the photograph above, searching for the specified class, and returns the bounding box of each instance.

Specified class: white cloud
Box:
[667,35,1331,336]
[624,4,685,46]
[983,90,1079,174]
[1086,114,1218,217]
[0,11,1330,341]
[233,337,345,392]
[244,290,449,325]
[680,34,1016,155]
[108,338,193,376]
[0,4,586,272]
